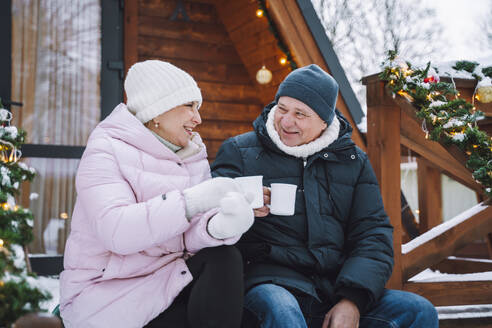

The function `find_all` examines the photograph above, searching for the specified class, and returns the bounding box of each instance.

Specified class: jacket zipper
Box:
[182,233,190,260]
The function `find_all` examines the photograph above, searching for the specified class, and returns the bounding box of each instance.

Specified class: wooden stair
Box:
[362,74,492,326]
[438,305,492,328]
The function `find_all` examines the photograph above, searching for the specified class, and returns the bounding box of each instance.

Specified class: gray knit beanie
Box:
[274,64,338,124]
[124,60,202,123]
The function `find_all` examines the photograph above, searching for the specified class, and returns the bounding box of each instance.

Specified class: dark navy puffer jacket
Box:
[211,103,393,313]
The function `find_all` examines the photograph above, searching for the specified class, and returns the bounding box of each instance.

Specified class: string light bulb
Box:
[60,212,69,219]
[477,85,492,103]
[279,57,287,65]
[256,65,272,84]
[0,239,3,247]
[256,9,264,17]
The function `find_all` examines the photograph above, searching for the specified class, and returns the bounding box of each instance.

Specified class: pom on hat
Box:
[274,64,339,124]
[124,60,202,123]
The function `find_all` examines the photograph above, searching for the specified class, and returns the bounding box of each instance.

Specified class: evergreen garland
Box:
[380,51,492,197]
[256,0,298,70]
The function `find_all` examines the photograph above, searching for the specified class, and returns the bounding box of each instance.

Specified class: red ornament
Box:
[424,75,439,83]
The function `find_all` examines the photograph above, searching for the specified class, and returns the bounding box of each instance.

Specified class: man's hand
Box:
[253,187,271,217]
[322,299,360,328]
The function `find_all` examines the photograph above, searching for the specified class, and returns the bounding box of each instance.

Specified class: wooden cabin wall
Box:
[124,0,264,160]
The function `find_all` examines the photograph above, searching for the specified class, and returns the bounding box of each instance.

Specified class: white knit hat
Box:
[124,60,202,123]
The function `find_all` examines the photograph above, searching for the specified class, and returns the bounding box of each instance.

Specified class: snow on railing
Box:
[402,202,488,254]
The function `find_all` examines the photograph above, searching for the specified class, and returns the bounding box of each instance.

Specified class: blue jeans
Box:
[242,284,438,328]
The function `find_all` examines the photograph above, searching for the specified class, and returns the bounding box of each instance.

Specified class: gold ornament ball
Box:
[256,66,272,84]
[477,85,492,103]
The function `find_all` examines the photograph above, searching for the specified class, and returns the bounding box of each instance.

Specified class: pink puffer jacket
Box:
[59,104,239,328]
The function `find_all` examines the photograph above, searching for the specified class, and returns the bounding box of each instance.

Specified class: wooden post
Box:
[487,233,492,259]
[364,76,402,289]
[417,158,443,233]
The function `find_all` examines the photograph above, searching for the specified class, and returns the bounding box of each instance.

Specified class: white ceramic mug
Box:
[235,175,264,209]
[269,183,297,216]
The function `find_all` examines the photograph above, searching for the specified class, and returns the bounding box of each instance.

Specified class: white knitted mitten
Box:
[207,192,255,239]
[183,177,241,219]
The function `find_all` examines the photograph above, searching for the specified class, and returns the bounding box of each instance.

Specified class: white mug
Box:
[269,183,297,216]
[235,175,264,209]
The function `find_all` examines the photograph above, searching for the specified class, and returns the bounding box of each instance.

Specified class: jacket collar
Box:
[265,105,340,158]
[254,102,355,158]
[98,103,207,163]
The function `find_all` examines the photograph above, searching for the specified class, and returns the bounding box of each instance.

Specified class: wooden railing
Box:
[362,74,492,306]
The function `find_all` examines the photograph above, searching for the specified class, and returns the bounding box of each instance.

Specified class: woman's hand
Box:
[207,192,254,239]
[253,187,271,217]
[183,177,241,219]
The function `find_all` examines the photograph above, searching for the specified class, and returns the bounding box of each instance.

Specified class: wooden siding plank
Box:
[204,139,227,159]
[138,36,240,64]
[124,0,139,77]
[197,120,253,140]
[228,18,271,44]
[200,101,262,122]
[139,16,232,45]
[138,56,251,85]
[218,0,259,32]
[199,81,262,104]
[139,0,218,24]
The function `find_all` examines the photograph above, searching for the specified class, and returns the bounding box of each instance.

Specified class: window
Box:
[2,0,123,254]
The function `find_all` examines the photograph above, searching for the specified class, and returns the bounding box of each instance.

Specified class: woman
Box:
[59,60,254,328]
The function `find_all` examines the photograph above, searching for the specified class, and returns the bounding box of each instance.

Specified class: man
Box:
[211,64,438,328]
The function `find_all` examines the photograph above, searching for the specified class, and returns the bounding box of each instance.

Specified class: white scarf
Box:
[265,105,340,158]
[176,132,203,160]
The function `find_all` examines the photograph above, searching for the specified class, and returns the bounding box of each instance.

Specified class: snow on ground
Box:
[37,276,60,313]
